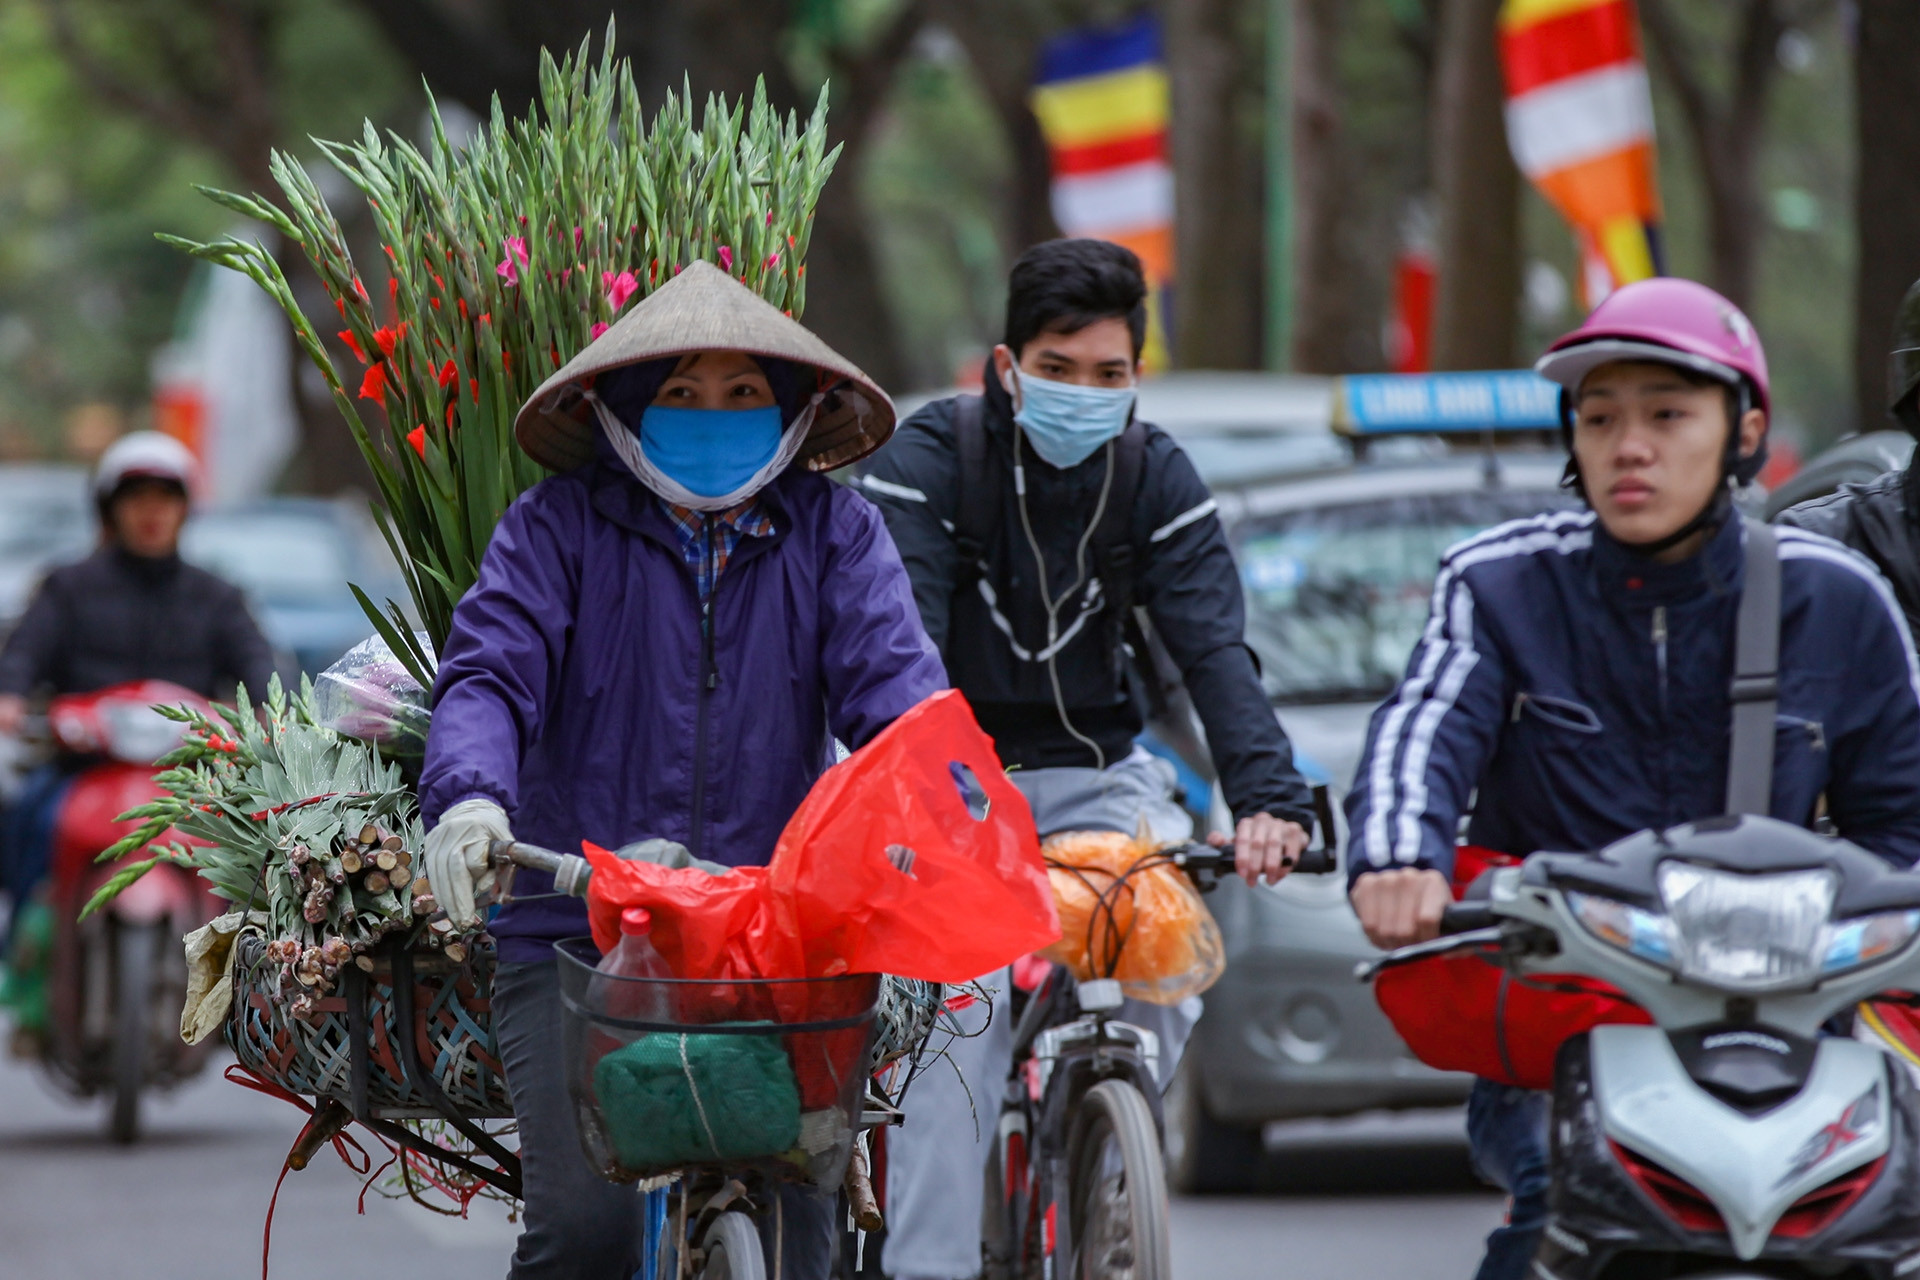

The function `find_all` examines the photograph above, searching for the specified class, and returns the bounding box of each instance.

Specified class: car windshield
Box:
[181,513,354,602]
[1236,488,1576,704]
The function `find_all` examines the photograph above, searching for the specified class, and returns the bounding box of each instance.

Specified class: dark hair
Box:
[1004,239,1148,360]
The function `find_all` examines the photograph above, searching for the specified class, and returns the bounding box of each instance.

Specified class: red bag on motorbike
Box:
[1371,846,1650,1090]
[582,690,1062,984]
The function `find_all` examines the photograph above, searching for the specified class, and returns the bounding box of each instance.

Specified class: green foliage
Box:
[0,0,409,452]
[164,23,842,681]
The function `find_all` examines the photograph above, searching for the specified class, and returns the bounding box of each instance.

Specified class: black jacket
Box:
[0,546,276,701]
[859,375,1313,828]
[1776,467,1920,641]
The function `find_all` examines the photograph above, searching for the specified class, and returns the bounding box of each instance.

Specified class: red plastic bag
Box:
[1372,846,1649,1089]
[582,690,1062,984]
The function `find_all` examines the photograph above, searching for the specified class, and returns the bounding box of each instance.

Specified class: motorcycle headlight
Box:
[1657,863,1837,991]
[1822,910,1920,975]
[1569,891,1676,966]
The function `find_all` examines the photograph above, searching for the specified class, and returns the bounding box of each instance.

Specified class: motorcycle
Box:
[1364,814,1920,1280]
[10,680,219,1143]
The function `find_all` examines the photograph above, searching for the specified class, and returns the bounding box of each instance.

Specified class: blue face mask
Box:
[636,405,786,499]
[1006,368,1137,469]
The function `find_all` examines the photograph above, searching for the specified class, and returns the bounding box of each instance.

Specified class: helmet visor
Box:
[1536,338,1741,395]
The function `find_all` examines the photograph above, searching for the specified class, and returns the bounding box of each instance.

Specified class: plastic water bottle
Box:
[596,907,677,1025]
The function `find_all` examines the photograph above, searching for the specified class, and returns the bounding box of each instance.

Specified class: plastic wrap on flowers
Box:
[315,634,435,755]
[1040,830,1226,1006]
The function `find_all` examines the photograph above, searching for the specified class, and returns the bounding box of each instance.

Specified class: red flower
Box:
[496,236,529,285]
[717,245,733,272]
[603,269,638,311]
[358,364,388,403]
[338,330,367,364]
[334,297,347,319]
[502,349,512,374]
[430,298,441,310]
[436,359,457,389]
[373,323,407,358]
[353,278,369,302]
[591,321,609,340]
[407,426,427,458]
[469,377,479,404]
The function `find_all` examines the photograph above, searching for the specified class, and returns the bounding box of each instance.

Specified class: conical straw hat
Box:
[515,260,895,473]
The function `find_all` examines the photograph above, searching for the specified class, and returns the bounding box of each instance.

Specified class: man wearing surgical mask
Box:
[861,238,1314,1280]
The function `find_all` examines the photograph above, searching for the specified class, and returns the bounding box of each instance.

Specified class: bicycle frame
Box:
[987,966,1165,1280]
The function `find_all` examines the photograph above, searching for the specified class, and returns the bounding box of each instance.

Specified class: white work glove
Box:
[422,798,512,930]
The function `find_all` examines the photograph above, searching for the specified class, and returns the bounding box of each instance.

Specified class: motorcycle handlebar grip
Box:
[1440,902,1496,934]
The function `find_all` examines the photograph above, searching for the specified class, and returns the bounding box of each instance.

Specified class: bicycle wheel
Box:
[1065,1079,1171,1280]
[699,1209,768,1280]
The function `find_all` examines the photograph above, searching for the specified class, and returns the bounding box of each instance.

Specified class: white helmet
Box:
[93,431,196,504]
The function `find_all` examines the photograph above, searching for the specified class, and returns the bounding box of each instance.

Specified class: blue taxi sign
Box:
[1333,370,1562,435]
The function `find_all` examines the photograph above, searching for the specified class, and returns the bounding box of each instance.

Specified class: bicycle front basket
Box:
[554,937,878,1188]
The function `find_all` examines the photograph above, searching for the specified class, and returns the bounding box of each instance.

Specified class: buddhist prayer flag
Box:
[1031,14,1174,367]
[1499,0,1663,305]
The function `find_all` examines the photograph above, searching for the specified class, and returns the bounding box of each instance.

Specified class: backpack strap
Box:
[951,395,992,593]
[1092,421,1150,680]
[1726,517,1781,816]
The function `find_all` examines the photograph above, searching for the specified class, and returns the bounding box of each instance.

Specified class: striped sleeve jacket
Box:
[1345,509,1920,885]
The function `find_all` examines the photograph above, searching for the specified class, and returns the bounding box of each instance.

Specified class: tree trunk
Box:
[1165,0,1264,369]
[1854,0,1920,432]
[936,1,1060,265]
[1639,0,1785,313]
[1428,0,1519,369]
[1290,0,1371,373]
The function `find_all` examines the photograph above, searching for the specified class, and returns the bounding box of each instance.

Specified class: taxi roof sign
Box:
[1333,371,1561,435]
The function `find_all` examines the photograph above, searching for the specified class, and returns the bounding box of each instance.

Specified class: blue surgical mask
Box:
[1005,367,1137,469]
[636,405,786,499]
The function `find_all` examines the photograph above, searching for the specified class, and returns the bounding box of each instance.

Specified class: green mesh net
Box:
[592,1025,802,1169]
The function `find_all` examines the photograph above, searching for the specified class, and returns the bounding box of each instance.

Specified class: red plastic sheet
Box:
[582,690,1062,983]
[1372,845,1649,1089]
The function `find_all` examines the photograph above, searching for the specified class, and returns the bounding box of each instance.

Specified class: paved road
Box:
[0,1044,1502,1278]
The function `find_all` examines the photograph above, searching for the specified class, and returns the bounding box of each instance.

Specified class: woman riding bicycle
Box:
[417,261,946,1280]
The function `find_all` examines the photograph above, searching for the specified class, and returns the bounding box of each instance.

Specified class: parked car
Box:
[1146,372,1580,1191]
[0,465,95,629]
[180,498,406,679]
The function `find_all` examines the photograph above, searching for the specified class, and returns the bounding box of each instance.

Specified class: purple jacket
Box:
[420,462,948,962]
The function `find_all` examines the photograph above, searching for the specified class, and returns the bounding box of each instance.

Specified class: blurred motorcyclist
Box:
[0,431,274,937]
[1775,275,1920,636]
[861,238,1315,1280]
[1344,277,1920,1280]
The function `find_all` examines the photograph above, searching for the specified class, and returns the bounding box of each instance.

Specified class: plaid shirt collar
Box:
[659,497,776,598]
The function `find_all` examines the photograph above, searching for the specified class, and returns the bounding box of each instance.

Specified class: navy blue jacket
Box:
[1346,510,1920,886]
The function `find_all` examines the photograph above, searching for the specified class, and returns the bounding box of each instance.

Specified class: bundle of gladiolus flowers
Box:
[164,20,840,688]
[82,676,465,1019]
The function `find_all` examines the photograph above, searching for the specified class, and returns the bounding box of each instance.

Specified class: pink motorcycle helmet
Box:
[1536,277,1770,485]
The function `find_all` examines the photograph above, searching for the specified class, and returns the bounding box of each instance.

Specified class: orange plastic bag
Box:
[1039,830,1225,1006]
[582,690,1062,984]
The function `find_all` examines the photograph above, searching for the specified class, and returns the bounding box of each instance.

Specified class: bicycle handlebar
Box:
[488,839,593,897]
